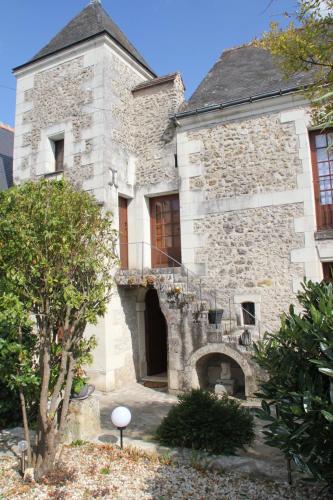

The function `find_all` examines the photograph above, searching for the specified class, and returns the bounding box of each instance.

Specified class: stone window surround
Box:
[36,122,73,177]
[233,294,261,328]
[126,182,179,270]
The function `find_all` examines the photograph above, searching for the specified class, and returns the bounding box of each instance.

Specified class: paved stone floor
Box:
[96,383,285,473]
[0,384,289,481]
[97,383,177,443]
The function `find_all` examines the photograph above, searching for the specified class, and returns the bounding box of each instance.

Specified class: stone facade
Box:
[12,11,328,396]
[133,74,184,186]
[188,114,301,199]
[194,203,305,332]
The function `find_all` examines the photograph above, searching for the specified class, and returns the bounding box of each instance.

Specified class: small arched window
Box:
[242,302,255,326]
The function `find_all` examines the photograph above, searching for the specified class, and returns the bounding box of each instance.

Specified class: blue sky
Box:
[0,0,296,127]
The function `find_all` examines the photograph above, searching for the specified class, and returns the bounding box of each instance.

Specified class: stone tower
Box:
[12,2,184,391]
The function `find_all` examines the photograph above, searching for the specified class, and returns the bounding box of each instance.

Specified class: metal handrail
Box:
[117,241,263,337]
[117,241,218,309]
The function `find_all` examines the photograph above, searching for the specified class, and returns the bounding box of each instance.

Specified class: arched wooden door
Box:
[145,289,167,376]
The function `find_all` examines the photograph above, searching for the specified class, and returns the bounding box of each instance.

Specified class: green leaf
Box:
[319,367,333,378]
[321,410,333,423]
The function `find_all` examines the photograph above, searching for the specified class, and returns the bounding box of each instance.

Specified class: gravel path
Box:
[0,443,329,500]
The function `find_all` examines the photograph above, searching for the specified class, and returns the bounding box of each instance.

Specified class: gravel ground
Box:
[0,443,329,500]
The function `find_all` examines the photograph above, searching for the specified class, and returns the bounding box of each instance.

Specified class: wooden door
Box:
[150,194,181,268]
[145,289,167,376]
[118,196,128,269]
[310,129,333,230]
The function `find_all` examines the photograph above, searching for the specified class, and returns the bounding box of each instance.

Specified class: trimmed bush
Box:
[155,389,254,454]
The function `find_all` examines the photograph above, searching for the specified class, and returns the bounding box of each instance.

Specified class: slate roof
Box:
[184,46,314,111]
[14,2,155,76]
[0,125,14,191]
[132,73,182,92]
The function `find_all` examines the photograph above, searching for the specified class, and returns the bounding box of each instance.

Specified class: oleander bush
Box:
[155,389,254,454]
[253,279,333,488]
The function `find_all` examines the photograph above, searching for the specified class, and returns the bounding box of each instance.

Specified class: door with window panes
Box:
[310,129,333,230]
[150,194,181,268]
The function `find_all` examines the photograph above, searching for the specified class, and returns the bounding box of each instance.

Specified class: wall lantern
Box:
[111,406,131,449]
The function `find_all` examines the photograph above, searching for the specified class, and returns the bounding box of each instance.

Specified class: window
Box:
[242,302,255,326]
[322,262,333,283]
[53,138,64,172]
[309,129,333,230]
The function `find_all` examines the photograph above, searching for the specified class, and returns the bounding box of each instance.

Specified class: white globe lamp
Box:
[111,406,132,449]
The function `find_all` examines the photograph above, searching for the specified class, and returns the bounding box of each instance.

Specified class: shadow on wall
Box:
[118,287,141,381]
[196,353,245,398]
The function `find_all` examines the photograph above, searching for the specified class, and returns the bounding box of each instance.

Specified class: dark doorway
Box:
[145,289,167,376]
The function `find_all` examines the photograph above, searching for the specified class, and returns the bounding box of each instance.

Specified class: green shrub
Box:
[253,278,333,487]
[155,389,254,454]
[0,384,21,429]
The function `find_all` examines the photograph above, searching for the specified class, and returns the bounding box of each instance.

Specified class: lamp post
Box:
[111,406,131,449]
[18,440,28,474]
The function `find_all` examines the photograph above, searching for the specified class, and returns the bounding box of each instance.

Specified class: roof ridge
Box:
[132,72,182,92]
[14,3,156,76]
[221,41,261,55]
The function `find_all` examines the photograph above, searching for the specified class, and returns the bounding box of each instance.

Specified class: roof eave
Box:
[13,30,157,77]
[175,86,307,120]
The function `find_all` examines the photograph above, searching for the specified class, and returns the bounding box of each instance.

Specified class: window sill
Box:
[315,229,333,241]
[43,170,64,180]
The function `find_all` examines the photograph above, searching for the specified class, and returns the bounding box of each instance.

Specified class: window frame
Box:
[309,128,333,230]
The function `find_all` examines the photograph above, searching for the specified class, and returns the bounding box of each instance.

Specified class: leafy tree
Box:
[0,180,117,480]
[0,294,39,436]
[156,389,254,454]
[261,0,333,128]
[253,279,333,488]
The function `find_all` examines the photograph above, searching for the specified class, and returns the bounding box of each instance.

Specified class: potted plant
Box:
[127,275,137,287]
[208,309,224,325]
[146,275,156,287]
[71,368,95,400]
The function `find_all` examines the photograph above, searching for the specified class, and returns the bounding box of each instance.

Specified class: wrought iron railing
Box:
[117,241,220,311]
[116,241,264,339]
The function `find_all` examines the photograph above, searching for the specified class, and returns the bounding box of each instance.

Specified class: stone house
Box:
[12,0,333,397]
[0,123,14,191]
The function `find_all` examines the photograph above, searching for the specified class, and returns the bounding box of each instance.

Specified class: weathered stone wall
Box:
[189,114,302,199]
[194,203,304,332]
[103,50,144,163]
[23,57,93,151]
[133,74,184,186]
[17,57,94,184]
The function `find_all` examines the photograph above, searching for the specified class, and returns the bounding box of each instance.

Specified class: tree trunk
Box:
[18,326,32,465]
[34,423,58,481]
[19,389,32,465]
[34,350,75,481]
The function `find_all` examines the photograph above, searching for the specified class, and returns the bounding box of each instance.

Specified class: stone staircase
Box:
[115,265,253,344]
[115,256,262,397]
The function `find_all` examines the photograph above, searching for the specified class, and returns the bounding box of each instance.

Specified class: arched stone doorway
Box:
[144,288,168,376]
[186,343,255,398]
[196,353,245,397]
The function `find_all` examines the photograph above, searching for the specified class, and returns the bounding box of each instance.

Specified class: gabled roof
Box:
[184,46,314,112]
[0,124,14,191]
[14,2,156,76]
[132,73,182,92]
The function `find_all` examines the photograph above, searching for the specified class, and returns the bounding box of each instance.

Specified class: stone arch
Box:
[186,343,254,398]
